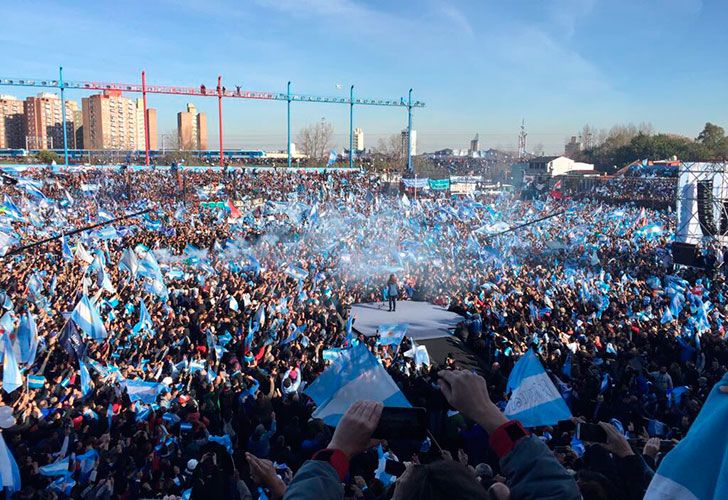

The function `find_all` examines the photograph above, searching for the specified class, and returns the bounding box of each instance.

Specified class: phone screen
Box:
[372,407,427,440]
[384,459,407,477]
[576,423,608,443]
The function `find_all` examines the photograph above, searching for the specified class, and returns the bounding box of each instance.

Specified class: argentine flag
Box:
[0,432,21,492]
[71,294,107,341]
[132,299,153,335]
[504,350,571,427]
[645,372,728,500]
[2,336,22,394]
[124,379,165,404]
[404,339,430,368]
[377,324,408,347]
[304,344,410,426]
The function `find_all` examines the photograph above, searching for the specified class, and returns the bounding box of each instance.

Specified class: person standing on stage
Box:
[387,274,399,312]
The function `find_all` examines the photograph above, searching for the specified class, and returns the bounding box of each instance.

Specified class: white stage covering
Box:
[350,301,463,340]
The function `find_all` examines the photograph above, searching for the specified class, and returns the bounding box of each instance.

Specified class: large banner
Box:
[450,175,481,184]
[428,179,450,191]
[402,178,429,188]
[451,183,476,195]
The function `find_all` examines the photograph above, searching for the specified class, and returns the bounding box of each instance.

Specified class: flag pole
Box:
[1,209,151,259]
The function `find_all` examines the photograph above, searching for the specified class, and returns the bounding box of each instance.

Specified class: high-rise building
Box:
[145,109,158,150]
[0,95,25,149]
[469,133,480,154]
[73,109,83,149]
[353,128,364,151]
[82,90,149,150]
[401,129,417,156]
[177,104,207,150]
[24,92,79,150]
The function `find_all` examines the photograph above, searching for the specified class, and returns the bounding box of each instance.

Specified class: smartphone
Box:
[556,419,576,433]
[576,423,608,443]
[384,459,407,477]
[660,440,676,452]
[372,407,427,440]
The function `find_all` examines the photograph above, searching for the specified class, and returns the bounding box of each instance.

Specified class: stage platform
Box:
[350,301,485,373]
[350,301,462,340]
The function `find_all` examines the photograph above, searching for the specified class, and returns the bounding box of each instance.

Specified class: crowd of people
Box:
[0,165,725,499]
[586,177,677,206]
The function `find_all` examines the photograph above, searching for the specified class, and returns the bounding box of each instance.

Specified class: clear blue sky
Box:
[2,0,727,153]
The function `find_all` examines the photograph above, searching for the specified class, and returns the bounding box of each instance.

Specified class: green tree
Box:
[696,122,725,151]
[36,150,61,164]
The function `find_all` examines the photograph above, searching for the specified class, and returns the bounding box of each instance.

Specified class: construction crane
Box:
[0,68,425,169]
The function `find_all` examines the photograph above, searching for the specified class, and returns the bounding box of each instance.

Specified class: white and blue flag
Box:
[16,311,38,366]
[71,294,107,341]
[118,247,139,277]
[377,324,408,348]
[2,336,22,394]
[39,458,71,477]
[79,359,92,397]
[504,350,572,427]
[404,339,430,368]
[304,343,411,426]
[132,299,153,335]
[124,379,165,404]
[0,432,21,492]
[645,372,728,500]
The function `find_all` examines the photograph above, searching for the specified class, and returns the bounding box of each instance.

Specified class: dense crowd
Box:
[0,166,725,499]
[587,177,677,206]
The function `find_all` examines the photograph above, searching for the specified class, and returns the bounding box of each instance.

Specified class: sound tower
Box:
[697,180,717,236]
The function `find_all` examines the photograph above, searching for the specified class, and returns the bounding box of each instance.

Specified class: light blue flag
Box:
[27,374,46,389]
[645,372,728,500]
[285,265,308,281]
[118,248,139,277]
[322,348,346,362]
[669,386,689,407]
[39,458,71,477]
[0,433,21,492]
[375,444,396,487]
[404,340,430,368]
[208,434,233,454]
[599,373,610,394]
[229,296,239,312]
[504,350,572,427]
[79,359,92,397]
[646,419,667,437]
[254,305,266,329]
[132,299,153,335]
[107,402,114,429]
[281,324,306,346]
[0,312,14,334]
[61,235,73,262]
[49,475,75,496]
[376,324,408,347]
[17,311,39,366]
[2,336,22,394]
[326,149,337,167]
[71,294,107,341]
[345,316,355,344]
[303,343,411,426]
[124,379,165,404]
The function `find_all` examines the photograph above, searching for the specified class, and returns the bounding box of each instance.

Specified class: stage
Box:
[350,301,485,373]
[350,301,463,340]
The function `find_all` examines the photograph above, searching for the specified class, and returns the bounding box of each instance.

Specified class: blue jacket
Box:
[284,460,342,500]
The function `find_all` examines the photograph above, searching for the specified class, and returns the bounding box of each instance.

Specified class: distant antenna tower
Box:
[517,119,527,160]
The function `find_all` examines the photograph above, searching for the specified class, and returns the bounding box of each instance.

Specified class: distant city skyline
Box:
[2,0,727,154]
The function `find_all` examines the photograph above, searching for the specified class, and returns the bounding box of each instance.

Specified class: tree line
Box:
[569,122,728,172]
